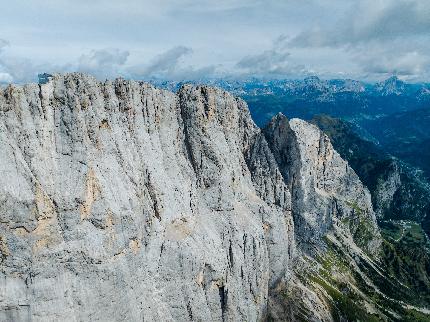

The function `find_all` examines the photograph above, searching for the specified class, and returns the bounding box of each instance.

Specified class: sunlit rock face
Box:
[0,73,379,322]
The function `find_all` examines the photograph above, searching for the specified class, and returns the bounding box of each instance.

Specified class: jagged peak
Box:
[263,113,293,147]
[33,72,242,102]
[304,75,321,82]
[384,75,401,83]
[375,75,406,96]
[266,112,288,126]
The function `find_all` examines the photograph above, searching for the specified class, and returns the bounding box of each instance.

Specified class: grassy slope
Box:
[306,115,430,321]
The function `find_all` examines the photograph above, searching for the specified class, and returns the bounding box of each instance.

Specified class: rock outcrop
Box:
[0,73,380,321]
[264,115,381,255]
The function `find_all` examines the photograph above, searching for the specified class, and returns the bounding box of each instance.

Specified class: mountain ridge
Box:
[0,73,427,321]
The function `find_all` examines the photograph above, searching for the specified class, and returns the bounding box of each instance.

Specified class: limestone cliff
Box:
[0,74,380,321]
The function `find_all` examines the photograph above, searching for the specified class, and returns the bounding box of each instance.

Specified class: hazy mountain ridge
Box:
[152,76,430,107]
[153,75,427,92]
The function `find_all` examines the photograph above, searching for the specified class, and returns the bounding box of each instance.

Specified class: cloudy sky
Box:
[0,0,429,83]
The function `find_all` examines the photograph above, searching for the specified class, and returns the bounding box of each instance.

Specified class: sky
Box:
[0,0,429,83]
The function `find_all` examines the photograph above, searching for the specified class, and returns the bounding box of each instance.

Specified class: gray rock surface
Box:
[0,73,380,321]
[264,114,381,255]
[374,162,401,218]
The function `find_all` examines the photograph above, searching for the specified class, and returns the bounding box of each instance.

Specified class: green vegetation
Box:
[309,239,385,321]
[310,275,381,322]
[317,247,349,273]
[380,221,404,241]
[361,108,430,181]
[344,200,377,254]
[345,201,364,215]
[307,235,430,321]
[379,239,430,306]
[387,220,430,246]
[276,230,430,321]
[403,309,430,322]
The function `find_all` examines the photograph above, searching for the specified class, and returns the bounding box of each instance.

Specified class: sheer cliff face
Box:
[0,74,379,321]
[264,116,380,256]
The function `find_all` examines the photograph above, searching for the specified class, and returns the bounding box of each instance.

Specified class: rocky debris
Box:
[0,73,380,321]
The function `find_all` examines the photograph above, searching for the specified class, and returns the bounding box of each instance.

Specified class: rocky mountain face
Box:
[0,73,418,322]
[374,76,410,97]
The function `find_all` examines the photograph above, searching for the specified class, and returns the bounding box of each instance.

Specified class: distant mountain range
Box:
[153,76,430,114]
[153,75,428,96]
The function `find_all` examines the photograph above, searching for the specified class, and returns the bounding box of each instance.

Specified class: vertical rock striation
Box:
[264,115,380,256]
[0,73,380,321]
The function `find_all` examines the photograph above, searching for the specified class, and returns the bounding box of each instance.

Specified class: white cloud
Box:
[0,39,9,52]
[78,49,129,79]
[285,0,430,80]
[236,36,309,77]
[289,0,430,48]
[128,46,219,80]
[143,46,192,77]
[0,39,14,83]
[356,49,430,79]
[0,0,429,81]
[0,72,13,83]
